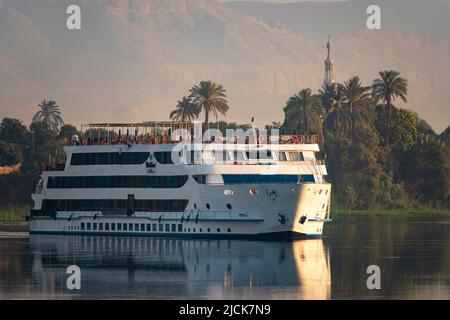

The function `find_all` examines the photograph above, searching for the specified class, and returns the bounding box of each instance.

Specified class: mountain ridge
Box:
[0,0,448,131]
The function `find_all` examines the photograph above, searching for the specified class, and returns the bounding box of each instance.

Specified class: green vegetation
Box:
[0,206,30,221]
[333,208,450,218]
[280,70,449,210]
[169,81,230,129]
[32,100,64,131]
[0,100,70,210]
[169,96,200,122]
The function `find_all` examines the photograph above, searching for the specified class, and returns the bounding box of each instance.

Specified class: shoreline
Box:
[332,208,450,217]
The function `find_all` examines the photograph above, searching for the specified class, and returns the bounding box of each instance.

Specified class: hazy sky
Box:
[221,0,345,2]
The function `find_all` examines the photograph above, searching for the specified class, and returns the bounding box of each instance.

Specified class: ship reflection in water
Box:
[1,216,450,299]
[0,235,331,299]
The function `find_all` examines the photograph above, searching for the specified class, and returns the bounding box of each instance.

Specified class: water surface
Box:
[0,216,449,299]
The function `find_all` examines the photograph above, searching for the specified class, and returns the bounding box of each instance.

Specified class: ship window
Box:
[227,204,232,210]
[227,228,231,233]
[245,150,272,160]
[152,224,157,232]
[105,223,110,231]
[199,228,202,232]
[275,151,288,162]
[206,203,211,210]
[288,152,304,161]
[217,228,221,233]
[224,189,234,196]
[171,224,176,232]
[207,228,211,232]
[71,152,150,165]
[159,224,163,232]
[134,223,139,231]
[141,224,145,231]
[87,223,91,230]
[117,223,122,231]
[111,223,116,231]
[233,151,246,162]
[153,152,174,164]
[165,224,170,232]
[47,175,188,189]
[93,223,97,231]
[81,223,85,230]
[129,223,133,231]
[122,223,127,231]
[146,224,151,232]
[99,223,103,231]
[193,203,197,209]
[319,189,323,195]
[41,199,189,212]
[193,175,207,184]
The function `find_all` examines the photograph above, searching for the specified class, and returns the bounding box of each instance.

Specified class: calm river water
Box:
[0,216,449,299]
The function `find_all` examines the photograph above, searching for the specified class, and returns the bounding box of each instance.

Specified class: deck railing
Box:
[63,134,321,146]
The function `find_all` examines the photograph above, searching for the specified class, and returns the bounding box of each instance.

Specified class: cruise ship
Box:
[29,121,331,239]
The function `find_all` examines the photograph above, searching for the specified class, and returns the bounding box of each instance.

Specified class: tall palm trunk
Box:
[386,95,392,147]
[204,109,209,131]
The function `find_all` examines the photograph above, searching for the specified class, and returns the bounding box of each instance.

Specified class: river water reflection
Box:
[0,216,449,299]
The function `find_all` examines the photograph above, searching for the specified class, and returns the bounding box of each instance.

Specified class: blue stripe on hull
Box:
[222,174,315,184]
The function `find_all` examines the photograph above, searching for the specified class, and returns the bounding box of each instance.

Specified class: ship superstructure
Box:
[29,121,331,238]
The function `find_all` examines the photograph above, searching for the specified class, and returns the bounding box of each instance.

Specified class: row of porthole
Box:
[70,223,232,234]
[193,203,233,210]
[318,189,329,195]
[185,227,232,233]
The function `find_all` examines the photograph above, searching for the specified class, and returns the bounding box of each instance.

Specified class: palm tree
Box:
[32,100,64,131]
[372,70,408,146]
[318,83,338,113]
[169,96,200,122]
[189,81,229,130]
[341,76,371,113]
[325,90,351,139]
[284,88,320,134]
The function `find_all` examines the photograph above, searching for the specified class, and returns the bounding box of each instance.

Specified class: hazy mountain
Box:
[0,0,449,131]
[226,0,450,38]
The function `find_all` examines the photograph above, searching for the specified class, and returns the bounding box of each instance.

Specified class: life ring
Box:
[291,135,299,144]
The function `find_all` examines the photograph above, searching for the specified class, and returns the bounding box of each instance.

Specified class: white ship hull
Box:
[30,182,331,238]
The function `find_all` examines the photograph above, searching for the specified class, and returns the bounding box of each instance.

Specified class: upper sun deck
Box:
[66,121,321,148]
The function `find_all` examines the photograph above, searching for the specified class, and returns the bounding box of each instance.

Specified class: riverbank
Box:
[0,206,29,222]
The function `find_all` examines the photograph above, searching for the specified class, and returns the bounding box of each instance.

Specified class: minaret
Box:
[323,36,335,86]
